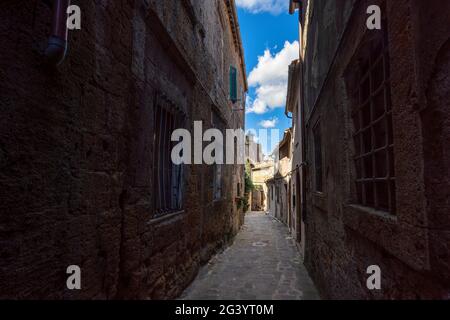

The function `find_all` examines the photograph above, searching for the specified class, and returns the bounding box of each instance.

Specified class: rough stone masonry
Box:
[299,0,450,299]
[0,0,247,299]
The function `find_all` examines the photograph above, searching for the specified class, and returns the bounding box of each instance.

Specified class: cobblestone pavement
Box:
[181,212,320,300]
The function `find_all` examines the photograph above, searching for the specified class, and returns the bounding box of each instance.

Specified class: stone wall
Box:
[0,0,246,299]
[287,59,303,247]
[251,161,274,212]
[267,155,291,225]
[301,0,450,299]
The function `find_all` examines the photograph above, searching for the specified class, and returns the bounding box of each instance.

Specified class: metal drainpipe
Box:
[286,112,293,119]
[45,0,70,65]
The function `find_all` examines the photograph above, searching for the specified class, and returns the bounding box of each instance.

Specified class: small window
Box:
[153,94,184,217]
[313,122,323,192]
[347,15,396,214]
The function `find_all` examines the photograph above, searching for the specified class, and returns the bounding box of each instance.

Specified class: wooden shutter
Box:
[229,66,238,103]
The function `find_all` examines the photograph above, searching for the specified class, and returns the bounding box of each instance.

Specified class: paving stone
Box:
[181,212,320,300]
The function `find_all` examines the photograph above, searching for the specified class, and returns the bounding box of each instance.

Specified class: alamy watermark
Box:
[66,265,81,290]
[367,5,382,30]
[366,265,381,290]
[171,122,280,165]
[67,5,81,30]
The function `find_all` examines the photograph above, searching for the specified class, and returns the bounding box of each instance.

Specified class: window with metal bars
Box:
[348,18,396,214]
[313,122,323,193]
[153,94,185,217]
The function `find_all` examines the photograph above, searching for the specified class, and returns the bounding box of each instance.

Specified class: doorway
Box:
[296,172,302,241]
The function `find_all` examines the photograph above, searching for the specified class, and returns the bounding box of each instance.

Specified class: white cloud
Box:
[236,0,288,15]
[259,117,278,128]
[247,41,299,114]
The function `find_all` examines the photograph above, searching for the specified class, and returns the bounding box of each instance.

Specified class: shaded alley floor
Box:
[181,212,320,300]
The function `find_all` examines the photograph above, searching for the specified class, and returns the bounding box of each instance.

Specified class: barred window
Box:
[153,94,184,217]
[348,20,396,214]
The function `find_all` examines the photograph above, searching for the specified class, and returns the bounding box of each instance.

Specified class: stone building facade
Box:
[245,133,264,211]
[0,0,247,299]
[250,160,274,211]
[286,58,304,251]
[292,0,450,299]
[267,129,292,225]
[245,134,263,165]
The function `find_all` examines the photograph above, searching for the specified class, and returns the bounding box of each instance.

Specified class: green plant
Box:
[237,161,254,213]
[237,196,250,212]
[244,162,255,194]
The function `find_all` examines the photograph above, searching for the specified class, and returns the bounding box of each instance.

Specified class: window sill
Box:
[312,192,327,212]
[148,210,185,226]
[347,204,397,222]
[343,204,398,237]
[313,191,326,198]
[343,204,429,271]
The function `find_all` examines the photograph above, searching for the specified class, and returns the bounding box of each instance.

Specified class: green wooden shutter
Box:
[229,66,238,103]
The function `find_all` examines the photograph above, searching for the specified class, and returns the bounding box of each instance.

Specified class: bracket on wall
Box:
[232,101,245,112]
[231,91,246,112]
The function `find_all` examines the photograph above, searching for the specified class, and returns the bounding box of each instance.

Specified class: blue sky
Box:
[237,2,299,156]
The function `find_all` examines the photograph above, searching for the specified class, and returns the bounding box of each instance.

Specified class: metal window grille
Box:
[153,94,184,217]
[350,22,396,214]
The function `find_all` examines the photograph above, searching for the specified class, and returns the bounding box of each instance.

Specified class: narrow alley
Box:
[1,0,449,302]
[182,212,319,300]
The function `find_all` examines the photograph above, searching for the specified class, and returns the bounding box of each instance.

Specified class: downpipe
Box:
[45,0,71,65]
